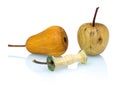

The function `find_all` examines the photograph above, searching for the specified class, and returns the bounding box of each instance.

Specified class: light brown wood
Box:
[78,23,109,55]
[53,50,87,67]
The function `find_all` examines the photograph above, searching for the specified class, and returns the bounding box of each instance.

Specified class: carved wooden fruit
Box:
[77,7,109,56]
[8,26,68,56]
[26,26,68,56]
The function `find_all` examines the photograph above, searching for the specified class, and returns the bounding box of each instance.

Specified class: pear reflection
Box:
[8,54,49,72]
[77,55,107,80]
[8,54,68,73]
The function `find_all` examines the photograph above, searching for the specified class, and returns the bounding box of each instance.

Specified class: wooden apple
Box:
[77,7,109,56]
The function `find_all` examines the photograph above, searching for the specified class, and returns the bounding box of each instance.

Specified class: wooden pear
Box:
[77,7,109,56]
[8,26,68,56]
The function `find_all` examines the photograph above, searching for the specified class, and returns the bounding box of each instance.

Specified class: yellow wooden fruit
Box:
[26,26,68,56]
[77,7,109,56]
[78,23,109,55]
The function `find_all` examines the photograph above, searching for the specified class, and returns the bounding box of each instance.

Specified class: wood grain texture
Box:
[78,23,109,55]
[53,50,87,67]
[25,26,68,56]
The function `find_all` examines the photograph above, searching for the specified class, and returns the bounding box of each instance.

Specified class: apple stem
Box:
[8,44,25,47]
[92,7,99,27]
[32,59,48,65]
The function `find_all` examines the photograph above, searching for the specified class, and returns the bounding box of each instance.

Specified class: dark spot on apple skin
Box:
[89,45,92,50]
[97,37,102,44]
[90,31,95,36]
[96,29,99,33]
[90,46,92,49]
[84,28,87,31]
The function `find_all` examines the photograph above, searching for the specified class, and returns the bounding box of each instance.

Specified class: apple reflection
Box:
[77,55,107,80]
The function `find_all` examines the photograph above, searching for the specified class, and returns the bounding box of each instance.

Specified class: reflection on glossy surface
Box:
[77,55,107,80]
[8,54,107,80]
[8,54,68,73]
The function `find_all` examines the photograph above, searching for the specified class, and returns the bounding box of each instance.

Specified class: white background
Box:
[1,0,120,87]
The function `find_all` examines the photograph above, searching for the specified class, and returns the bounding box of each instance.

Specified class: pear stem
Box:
[92,7,99,27]
[8,44,25,47]
[32,59,48,64]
